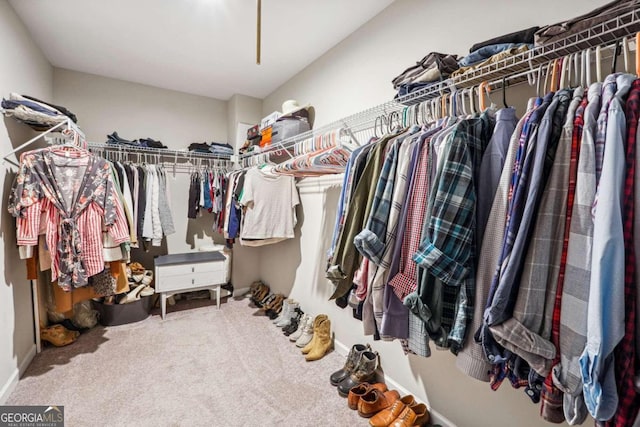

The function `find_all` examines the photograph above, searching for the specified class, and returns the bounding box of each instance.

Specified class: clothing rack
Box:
[87,142,232,174]
[240,8,640,170]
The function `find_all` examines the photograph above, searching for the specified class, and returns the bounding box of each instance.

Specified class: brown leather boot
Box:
[337,351,380,397]
[369,395,416,427]
[331,343,371,386]
[305,317,333,361]
[301,314,328,354]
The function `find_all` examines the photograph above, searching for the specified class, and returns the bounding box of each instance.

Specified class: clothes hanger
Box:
[502,77,509,108]
[596,45,603,83]
[622,37,631,74]
[611,40,621,74]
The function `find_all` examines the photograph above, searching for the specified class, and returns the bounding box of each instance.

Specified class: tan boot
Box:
[301,314,327,354]
[305,317,333,361]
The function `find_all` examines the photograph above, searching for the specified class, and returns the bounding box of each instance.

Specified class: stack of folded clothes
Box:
[392,52,459,99]
[452,27,538,77]
[535,0,634,46]
[1,93,78,131]
[188,142,233,156]
[106,132,167,149]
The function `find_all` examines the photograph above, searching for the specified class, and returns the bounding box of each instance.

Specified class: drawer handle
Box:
[192,267,195,273]
[192,278,195,285]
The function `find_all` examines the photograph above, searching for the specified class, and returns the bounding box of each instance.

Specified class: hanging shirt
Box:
[580,73,635,422]
[239,167,299,242]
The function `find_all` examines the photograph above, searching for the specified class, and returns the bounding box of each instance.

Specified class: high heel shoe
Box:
[118,284,146,304]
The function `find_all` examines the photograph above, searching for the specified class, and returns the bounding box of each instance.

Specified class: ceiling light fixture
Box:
[256,0,261,65]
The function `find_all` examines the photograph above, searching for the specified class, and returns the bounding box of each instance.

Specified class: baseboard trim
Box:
[0,344,36,404]
[233,286,250,297]
[334,338,456,427]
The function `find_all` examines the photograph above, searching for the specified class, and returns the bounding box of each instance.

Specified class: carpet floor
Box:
[7,296,367,427]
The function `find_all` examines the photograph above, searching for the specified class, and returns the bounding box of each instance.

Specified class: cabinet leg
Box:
[217,286,221,309]
[161,293,167,319]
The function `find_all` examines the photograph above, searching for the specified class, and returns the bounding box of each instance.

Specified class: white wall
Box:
[0,0,52,403]
[226,94,263,291]
[260,1,609,426]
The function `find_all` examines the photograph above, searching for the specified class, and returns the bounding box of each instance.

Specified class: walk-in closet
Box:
[1,1,640,426]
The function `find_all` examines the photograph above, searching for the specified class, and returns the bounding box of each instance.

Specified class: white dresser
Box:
[154,251,228,319]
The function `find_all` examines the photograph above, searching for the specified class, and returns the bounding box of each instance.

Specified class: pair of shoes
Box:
[348,382,388,410]
[302,315,333,361]
[369,396,429,427]
[295,315,316,347]
[357,388,400,418]
[262,294,285,316]
[337,350,382,397]
[330,343,372,386]
[283,308,304,335]
[40,324,79,347]
[250,282,270,306]
[289,314,311,342]
[274,299,299,325]
[266,295,288,319]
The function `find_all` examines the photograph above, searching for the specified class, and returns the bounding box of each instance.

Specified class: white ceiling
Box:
[10,0,393,100]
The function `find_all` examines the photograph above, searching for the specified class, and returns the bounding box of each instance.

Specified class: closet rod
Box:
[87,142,232,162]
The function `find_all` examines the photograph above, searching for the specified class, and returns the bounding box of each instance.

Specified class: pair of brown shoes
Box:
[369,395,429,427]
[348,382,400,418]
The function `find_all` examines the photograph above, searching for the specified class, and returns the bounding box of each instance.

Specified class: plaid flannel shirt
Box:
[412,113,494,351]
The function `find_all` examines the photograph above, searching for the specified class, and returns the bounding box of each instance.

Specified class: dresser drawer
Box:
[155,270,226,292]
[157,261,225,278]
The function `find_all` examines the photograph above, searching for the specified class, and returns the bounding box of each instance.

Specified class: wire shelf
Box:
[396,6,640,105]
[87,142,233,162]
[240,6,640,166]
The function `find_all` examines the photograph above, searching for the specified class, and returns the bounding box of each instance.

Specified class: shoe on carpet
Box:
[358,389,400,418]
[289,315,310,342]
[368,395,417,427]
[300,314,328,352]
[331,343,371,386]
[348,382,387,410]
[337,350,381,397]
[304,316,333,361]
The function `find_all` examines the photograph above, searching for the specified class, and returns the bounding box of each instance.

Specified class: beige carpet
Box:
[7,296,367,427]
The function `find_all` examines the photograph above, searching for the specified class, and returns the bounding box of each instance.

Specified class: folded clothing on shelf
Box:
[468,26,539,53]
[535,0,634,46]
[391,52,459,90]
[105,132,168,149]
[2,93,76,130]
[458,43,533,68]
[188,142,233,155]
[452,44,532,77]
